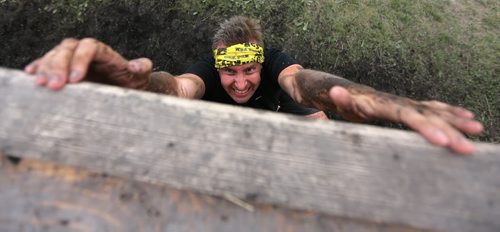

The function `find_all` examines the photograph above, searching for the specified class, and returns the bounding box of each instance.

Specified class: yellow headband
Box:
[213,43,264,69]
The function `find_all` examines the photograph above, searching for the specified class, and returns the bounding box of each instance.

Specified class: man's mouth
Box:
[233,87,251,96]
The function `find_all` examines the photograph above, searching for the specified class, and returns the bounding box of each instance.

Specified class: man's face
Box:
[219,62,262,104]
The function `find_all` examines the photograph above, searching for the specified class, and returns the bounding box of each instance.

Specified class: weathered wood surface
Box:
[0,67,499,232]
[0,154,427,232]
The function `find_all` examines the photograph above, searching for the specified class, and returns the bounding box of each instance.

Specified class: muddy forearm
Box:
[143,71,179,96]
[295,69,373,111]
[295,69,424,122]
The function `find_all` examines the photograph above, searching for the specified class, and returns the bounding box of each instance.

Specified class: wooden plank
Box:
[0,67,499,232]
[0,154,428,232]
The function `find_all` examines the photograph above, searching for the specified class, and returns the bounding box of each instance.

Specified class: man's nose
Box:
[234,75,247,90]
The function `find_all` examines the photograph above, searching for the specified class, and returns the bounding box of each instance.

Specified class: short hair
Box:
[211,16,264,50]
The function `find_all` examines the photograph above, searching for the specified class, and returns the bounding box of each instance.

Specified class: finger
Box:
[420,101,481,134]
[69,38,99,83]
[400,108,476,155]
[77,38,130,83]
[35,72,49,86]
[34,50,58,86]
[128,58,153,75]
[423,100,474,119]
[24,58,41,74]
[449,133,475,155]
[25,59,49,86]
[446,116,484,135]
[35,38,79,90]
[46,38,79,90]
[431,117,475,155]
[400,108,450,146]
[428,117,476,155]
[450,106,474,119]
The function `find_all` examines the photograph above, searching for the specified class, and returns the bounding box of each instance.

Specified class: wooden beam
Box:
[0,67,499,232]
[0,154,428,232]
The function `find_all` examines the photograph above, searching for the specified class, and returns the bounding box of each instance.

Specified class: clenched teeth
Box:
[233,88,250,94]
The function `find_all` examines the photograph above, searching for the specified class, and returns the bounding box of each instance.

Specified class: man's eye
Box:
[246,67,256,73]
[223,69,235,74]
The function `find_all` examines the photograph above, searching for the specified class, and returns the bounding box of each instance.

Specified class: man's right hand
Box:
[24,38,152,90]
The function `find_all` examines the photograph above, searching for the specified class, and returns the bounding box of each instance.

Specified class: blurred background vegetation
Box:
[0,0,498,142]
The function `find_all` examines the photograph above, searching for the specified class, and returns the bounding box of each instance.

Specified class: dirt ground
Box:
[0,1,214,74]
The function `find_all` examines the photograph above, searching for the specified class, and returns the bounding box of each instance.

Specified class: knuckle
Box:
[55,39,78,54]
[74,50,92,60]
[429,100,442,106]
[28,59,40,68]
[61,37,78,45]
[422,100,441,108]
[139,58,153,67]
[424,100,437,104]
[430,100,440,104]
[59,39,79,50]
[80,37,99,45]
[35,66,53,78]
[43,49,57,58]
[34,65,46,75]
[46,60,62,71]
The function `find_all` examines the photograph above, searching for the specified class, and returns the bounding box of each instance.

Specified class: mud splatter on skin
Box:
[145,71,204,98]
[145,71,179,95]
[295,69,370,111]
[294,69,445,122]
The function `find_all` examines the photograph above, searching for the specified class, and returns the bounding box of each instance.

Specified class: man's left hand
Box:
[329,86,484,155]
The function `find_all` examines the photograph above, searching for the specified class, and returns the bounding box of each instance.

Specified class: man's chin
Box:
[232,98,251,104]
[231,95,252,104]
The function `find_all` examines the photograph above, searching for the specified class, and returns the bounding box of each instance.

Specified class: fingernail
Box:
[473,122,484,132]
[25,63,38,74]
[24,65,33,73]
[48,74,61,87]
[130,62,141,72]
[35,74,47,85]
[457,136,474,155]
[69,70,81,82]
[465,111,474,118]
[432,129,449,145]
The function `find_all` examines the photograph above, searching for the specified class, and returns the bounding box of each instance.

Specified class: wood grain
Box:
[0,154,428,232]
[0,67,499,232]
